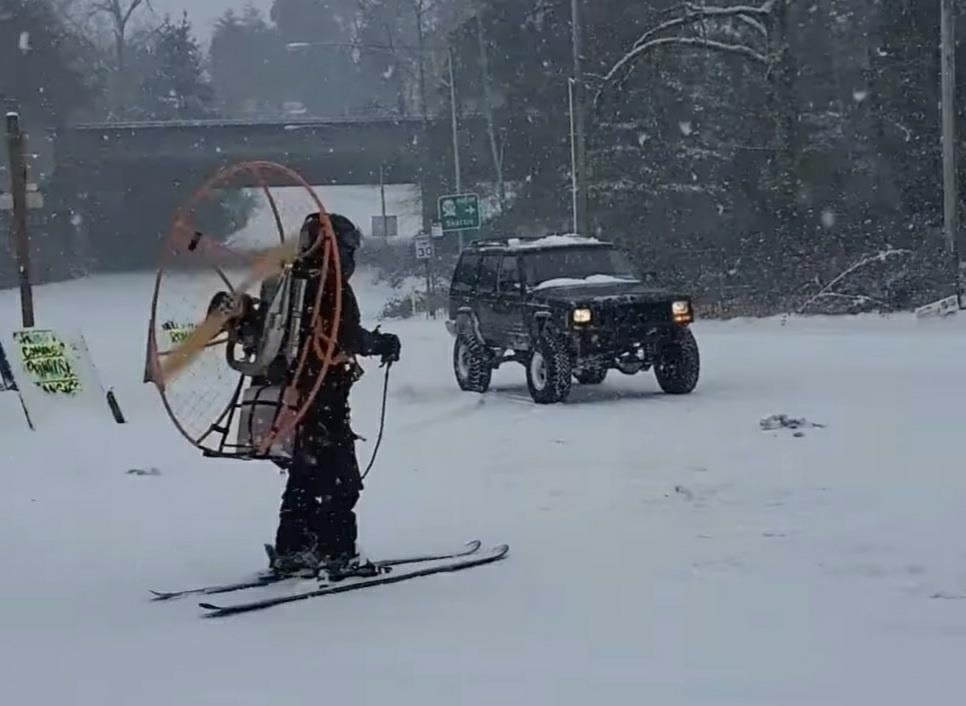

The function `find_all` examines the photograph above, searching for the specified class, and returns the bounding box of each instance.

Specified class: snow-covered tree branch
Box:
[798,249,913,314]
[606,36,768,85]
[598,1,777,103]
[629,1,773,51]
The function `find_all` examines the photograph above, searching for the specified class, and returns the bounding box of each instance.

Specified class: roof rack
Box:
[466,233,537,243]
[466,234,605,251]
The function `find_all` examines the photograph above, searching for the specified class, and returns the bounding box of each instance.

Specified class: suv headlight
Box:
[671,300,693,323]
[573,308,592,325]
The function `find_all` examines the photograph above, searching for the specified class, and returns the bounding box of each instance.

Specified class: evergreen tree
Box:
[138,13,214,120]
[210,5,288,118]
[0,0,98,124]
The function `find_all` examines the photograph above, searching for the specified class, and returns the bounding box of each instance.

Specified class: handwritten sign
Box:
[12,330,83,395]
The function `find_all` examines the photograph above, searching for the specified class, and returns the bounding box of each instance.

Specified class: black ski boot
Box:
[264,544,323,578]
[323,552,381,582]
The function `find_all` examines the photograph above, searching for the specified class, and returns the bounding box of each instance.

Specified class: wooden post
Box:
[5,112,35,328]
[941,0,963,300]
[424,258,434,320]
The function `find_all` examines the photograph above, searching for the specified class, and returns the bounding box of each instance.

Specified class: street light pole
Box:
[941,0,963,303]
[570,0,589,235]
[448,48,461,194]
[568,78,578,235]
[448,47,465,252]
[379,163,387,221]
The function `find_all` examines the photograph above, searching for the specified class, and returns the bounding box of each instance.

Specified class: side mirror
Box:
[643,270,659,283]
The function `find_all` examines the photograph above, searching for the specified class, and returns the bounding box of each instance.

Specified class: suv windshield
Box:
[524,246,641,288]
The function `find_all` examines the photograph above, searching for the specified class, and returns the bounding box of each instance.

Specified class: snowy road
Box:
[1,272,965,705]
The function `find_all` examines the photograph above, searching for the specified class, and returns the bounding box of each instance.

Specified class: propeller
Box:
[158,239,299,385]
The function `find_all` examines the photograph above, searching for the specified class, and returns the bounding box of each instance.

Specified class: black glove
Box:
[374,332,401,364]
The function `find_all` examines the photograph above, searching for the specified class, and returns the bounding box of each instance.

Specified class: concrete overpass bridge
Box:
[44,115,524,272]
[57,116,451,186]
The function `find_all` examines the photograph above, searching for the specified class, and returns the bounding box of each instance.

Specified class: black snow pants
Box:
[274,372,363,560]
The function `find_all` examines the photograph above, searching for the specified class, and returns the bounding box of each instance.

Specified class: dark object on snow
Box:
[446,235,699,403]
[127,467,162,476]
[271,213,401,573]
[106,389,126,424]
[760,414,826,433]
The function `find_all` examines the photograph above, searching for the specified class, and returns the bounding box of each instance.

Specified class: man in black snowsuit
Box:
[270,212,400,576]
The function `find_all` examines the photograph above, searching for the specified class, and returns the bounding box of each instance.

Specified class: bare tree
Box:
[88,0,153,114]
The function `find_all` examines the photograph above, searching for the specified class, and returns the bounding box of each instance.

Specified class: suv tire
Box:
[655,328,700,394]
[526,333,573,404]
[574,364,608,385]
[453,331,492,393]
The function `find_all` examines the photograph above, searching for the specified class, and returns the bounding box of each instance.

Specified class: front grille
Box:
[601,302,671,329]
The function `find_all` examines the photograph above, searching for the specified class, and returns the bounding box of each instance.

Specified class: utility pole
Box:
[379,163,387,222]
[447,46,465,252]
[448,48,462,195]
[568,78,579,235]
[941,0,964,302]
[570,0,589,235]
[5,112,34,328]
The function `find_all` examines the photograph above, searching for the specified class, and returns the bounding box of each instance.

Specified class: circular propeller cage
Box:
[145,161,343,462]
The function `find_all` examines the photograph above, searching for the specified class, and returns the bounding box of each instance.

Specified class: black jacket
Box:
[296,273,380,391]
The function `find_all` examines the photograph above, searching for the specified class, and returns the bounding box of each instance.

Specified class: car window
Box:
[478,254,500,294]
[451,253,481,294]
[498,256,521,293]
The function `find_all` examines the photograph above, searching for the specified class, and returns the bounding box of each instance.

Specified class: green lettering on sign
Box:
[438,193,481,232]
[13,330,83,396]
[162,320,196,345]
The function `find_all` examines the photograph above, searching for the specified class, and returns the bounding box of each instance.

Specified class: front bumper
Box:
[568,323,682,361]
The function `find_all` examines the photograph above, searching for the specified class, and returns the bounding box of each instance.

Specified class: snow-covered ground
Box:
[1,270,965,705]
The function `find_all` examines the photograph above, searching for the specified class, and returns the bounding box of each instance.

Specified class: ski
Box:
[199,544,509,617]
[150,540,483,601]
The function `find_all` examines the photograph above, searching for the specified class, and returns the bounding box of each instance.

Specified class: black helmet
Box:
[298,212,361,278]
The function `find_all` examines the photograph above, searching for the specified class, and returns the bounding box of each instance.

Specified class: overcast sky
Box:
[150,0,273,36]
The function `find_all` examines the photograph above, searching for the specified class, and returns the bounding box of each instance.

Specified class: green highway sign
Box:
[438,193,481,232]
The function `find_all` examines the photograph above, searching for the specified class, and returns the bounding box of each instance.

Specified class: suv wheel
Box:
[574,364,607,385]
[526,333,573,403]
[654,328,700,394]
[453,332,492,393]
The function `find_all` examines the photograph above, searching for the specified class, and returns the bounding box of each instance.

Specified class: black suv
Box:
[445,235,700,403]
